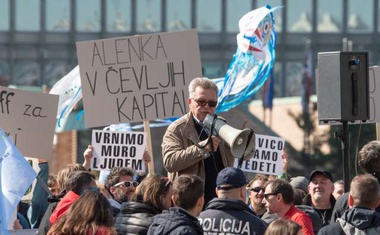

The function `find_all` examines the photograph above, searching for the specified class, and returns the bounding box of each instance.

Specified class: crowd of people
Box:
[11,77,380,235]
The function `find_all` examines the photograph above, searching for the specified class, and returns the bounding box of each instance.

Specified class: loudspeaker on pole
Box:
[317,51,369,123]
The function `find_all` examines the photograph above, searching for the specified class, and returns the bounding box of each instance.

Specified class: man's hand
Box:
[142,150,151,163]
[200,136,220,153]
[282,149,289,173]
[83,145,93,170]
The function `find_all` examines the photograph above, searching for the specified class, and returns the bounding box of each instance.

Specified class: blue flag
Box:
[263,70,274,110]
[0,129,37,234]
[214,5,281,114]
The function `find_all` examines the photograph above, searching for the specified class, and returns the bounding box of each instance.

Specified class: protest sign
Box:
[91,130,146,172]
[235,134,285,176]
[0,86,58,159]
[76,29,202,128]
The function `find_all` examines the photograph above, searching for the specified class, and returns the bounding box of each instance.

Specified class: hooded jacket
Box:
[49,190,80,224]
[115,201,159,235]
[331,173,380,224]
[147,207,202,235]
[318,206,380,235]
[198,198,267,235]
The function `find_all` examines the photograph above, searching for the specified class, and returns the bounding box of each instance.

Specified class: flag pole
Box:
[143,121,155,174]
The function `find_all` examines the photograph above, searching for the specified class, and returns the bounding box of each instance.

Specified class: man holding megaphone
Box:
[162,77,254,205]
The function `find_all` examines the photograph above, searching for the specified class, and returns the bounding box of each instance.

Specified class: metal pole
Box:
[335,121,350,192]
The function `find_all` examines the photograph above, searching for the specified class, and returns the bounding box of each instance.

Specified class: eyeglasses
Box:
[263,192,279,199]
[114,181,139,188]
[192,98,217,108]
[250,187,264,193]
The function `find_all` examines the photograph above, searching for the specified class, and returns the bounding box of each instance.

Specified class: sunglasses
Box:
[114,181,139,188]
[250,187,264,193]
[192,98,217,108]
[263,192,279,199]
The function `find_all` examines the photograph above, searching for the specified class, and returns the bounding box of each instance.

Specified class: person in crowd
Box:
[332,180,344,200]
[83,144,151,215]
[264,219,303,235]
[332,140,380,222]
[198,167,267,235]
[318,174,380,235]
[303,170,336,227]
[49,170,97,225]
[27,159,50,228]
[278,148,290,180]
[161,77,253,205]
[48,174,60,196]
[246,174,268,217]
[147,174,204,235]
[105,166,138,216]
[47,190,116,235]
[290,176,309,200]
[291,177,323,234]
[13,205,31,230]
[38,163,88,235]
[263,178,314,235]
[114,174,173,234]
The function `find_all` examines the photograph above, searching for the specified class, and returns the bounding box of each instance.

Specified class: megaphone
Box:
[203,114,255,158]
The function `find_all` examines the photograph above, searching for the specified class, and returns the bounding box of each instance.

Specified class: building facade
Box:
[1,0,379,97]
[0,0,379,172]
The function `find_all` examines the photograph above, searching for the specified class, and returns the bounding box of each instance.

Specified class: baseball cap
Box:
[290,176,309,193]
[309,170,333,182]
[216,167,247,190]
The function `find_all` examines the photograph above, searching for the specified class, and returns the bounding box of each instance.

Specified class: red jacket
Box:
[284,204,315,235]
[49,191,80,224]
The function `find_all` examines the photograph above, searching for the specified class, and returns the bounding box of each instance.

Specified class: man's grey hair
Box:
[188,77,219,98]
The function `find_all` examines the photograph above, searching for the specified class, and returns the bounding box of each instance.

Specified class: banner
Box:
[76,30,202,128]
[91,130,146,172]
[0,86,58,159]
[235,134,285,175]
[0,129,37,235]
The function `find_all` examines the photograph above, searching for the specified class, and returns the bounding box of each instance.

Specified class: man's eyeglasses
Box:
[263,192,279,199]
[114,181,139,188]
[192,98,217,108]
[250,187,264,193]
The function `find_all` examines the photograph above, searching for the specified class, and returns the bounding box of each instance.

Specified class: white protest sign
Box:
[76,30,202,128]
[91,130,146,172]
[235,134,285,176]
[0,86,58,159]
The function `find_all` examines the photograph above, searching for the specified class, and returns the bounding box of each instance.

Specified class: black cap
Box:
[216,167,247,190]
[309,170,333,182]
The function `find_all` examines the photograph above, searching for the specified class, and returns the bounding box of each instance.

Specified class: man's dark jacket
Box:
[198,198,267,235]
[318,206,380,235]
[303,193,336,227]
[147,207,203,235]
[331,173,380,223]
[115,201,159,235]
